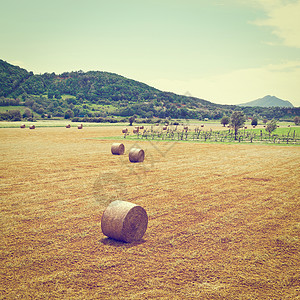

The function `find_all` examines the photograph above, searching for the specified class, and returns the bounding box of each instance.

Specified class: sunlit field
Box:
[0,125,299,299]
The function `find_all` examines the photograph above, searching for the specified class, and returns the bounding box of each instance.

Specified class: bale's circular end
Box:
[129,148,144,163]
[111,143,125,155]
[101,200,148,243]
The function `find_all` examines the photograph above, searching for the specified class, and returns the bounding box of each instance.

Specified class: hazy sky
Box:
[1,0,300,106]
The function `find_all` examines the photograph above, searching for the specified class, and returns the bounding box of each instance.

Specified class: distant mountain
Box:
[238,95,294,108]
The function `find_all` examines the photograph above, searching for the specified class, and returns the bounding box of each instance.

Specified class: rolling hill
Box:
[0,59,299,121]
[238,95,294,108]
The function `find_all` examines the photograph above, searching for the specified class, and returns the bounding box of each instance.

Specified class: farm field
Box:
[0,126,299,299]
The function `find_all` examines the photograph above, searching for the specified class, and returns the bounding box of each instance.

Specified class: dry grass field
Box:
[0,125,299,299]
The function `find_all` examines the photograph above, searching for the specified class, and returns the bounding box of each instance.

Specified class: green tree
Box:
[23,108,32,119]
[64,109,74,119]
[265,119,277,135]
[294,116,300,125]
[251,117,258,126]
[221,116,230,127]
[230,111,246,140]
[128,115,136,126]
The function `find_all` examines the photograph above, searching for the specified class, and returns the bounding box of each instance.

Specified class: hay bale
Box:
[20,124,26,128]
[78,124,83,129]
[139,126,144,130]
[200,124,204,127]
[29,125,35,129]
[111,143,125,155]
[66,124,71,128]
[101,200,148,243]
[129,148,144,163]
[163,126,167,130]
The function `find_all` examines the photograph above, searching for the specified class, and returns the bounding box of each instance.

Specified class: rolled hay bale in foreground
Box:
[29,125,35,129]
[66,124,71,128]
[101,200,148,243]
[20,124,26,128]
[111,143,125,155]
[129,148,144,163]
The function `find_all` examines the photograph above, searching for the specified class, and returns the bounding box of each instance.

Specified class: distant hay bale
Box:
[200,124,204,127]
[29,125,35,129]
[66,124,71,128]
[20,124,25,128]
[101,200,148,243]
[163,126,167,130]
[184,126,188,130]
[122,128,128,134]
[129,148,144,163]
[139,126,144,130]
[111,143,125,155]
[78,124,83,129]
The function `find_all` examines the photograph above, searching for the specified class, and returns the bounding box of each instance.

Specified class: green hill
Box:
[0,59,299,122]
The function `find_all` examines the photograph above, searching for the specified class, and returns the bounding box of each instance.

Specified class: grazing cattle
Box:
[122,128,128,134]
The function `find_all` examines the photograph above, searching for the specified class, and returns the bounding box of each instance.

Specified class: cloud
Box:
[146,61,300,106]
[245,0,300,48]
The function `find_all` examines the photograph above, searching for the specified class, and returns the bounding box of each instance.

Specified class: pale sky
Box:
[1,0,300,106]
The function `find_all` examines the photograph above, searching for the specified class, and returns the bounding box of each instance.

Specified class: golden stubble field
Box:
[0,125,299,299]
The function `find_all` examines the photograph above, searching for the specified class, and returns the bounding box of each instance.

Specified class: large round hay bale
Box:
[101,200,148,243]
[20,124,26,128]
[66,124,71,128]
[29,125,35,129]
[111,143,125,155]
[129,148,144,163]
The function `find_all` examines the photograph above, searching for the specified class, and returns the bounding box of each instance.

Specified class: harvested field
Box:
[0,126,299,299]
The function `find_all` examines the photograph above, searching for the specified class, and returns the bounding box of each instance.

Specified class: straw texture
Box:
[129,148,144,163]
[101,200,148,243]
[111,143,125,155]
